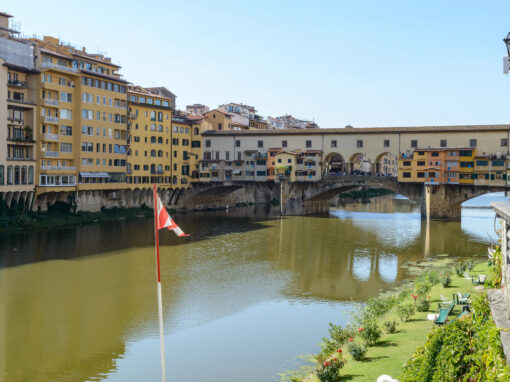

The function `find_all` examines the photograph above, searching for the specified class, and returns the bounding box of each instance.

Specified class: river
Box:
[0,193,502,382]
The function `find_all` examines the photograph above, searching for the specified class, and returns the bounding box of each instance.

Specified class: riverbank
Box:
[282,259,501,382]
[0,203,154,233]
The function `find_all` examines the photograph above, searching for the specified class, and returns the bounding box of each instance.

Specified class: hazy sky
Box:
[4,0,510,128]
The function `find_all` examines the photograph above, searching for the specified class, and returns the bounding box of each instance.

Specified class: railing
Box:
[44,98,60,106]
[150,170,164,175]
[44,116,59,123]
[44,151,59,157]
[7,80,27,88]
[41,165,76,171]
[41,62,79,73]
[6,156,34,161]
[43,133,59,141]
[7,136,35,143]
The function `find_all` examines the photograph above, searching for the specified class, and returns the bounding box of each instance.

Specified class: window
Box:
[60,92,72,102]
[356,140,363,148]
[459,150,472,157]
[440,139,447,148]
[82,110,93,120]
[470,139,477,148]
[235,140,240,147]
[331,140,337,148]
[417,161,425,166]
[403,161,412,166]
[282,140,288,148]
[205,140,211,147]
[384,139,390,148]
[258,140,263,148]
[225,151,230,160]
[60,109,72,120]
[417,172,425,178]
[61,143,72,153]
[403,172,412,178]
[306,140,312,148]
[60,126,72,136]
[502,138,508,147]
[476,160,488,166]
[218,123,222,130]
[0,165,3,185]
[411,140,418,148]
[431,152,439,157]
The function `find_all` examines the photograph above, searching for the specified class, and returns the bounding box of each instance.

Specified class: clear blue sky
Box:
[4,0,510,128]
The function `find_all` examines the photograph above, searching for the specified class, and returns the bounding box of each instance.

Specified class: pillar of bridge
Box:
[421,184,461,221]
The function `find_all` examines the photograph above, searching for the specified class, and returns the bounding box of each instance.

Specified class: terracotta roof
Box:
[305,150,323,154]
[0,12,13,18]
[202,124,510,136]
[81,69,128,84]
[40,48,72,60]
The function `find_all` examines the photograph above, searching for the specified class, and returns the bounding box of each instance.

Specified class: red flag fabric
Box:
[155,193,189,237]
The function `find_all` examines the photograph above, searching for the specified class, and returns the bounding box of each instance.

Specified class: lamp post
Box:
[503,33,510,74]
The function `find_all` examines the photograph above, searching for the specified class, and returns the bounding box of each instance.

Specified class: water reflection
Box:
[0,196,494,381]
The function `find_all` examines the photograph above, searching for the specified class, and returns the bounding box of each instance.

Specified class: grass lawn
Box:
[306,261,490,382]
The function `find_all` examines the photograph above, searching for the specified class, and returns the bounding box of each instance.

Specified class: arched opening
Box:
[324,153,345,175]
[348,153,372,175]
[375,152,398,176]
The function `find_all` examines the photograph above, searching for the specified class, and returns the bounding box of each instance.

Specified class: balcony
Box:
[43,133,59,141]
[7,156,34,161]
[41,165,76,171]
[7,136,35,144]
[7,98,36,107]
[41,62,79,73]
[7,80,28,88]
[44,116,59,124]
[44,98,60,106]
[44,151,59,158]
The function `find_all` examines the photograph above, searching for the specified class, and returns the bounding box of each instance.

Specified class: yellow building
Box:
[274,151,298,182]
[126,86,173,187]
[458,149,475,184]
[171,112,208,187]
[28,36,128,193]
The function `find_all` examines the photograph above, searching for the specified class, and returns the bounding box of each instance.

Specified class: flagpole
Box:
[153,184,167,382]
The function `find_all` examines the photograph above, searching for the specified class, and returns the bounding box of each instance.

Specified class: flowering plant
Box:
[316,356,345,382]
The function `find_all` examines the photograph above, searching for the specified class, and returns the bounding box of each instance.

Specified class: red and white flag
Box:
[155,193,189,237]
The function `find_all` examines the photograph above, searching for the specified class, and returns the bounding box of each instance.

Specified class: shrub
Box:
[422,271,440,286]
[414,280,432,298]
[328,324,356,347]
[357,319,381,346]
[347,343,367,361]
[400,293,510,381]
[397,302,415,322]
[466,259,475,271]
[316,357,345,382]
[415,296,430,312]
[440,269,452,288]
[383,320,398,334]
[398,285,413,301]
[486,246,502,289]
[454,262,467,276]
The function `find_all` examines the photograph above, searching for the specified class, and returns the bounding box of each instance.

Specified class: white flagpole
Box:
[153,185,167,382]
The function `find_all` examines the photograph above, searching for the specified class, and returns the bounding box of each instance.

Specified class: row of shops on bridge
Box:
[398,148,510,186]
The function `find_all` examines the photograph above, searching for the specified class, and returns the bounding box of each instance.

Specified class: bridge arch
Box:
[374,152,398,176]
[348,153,373,175]
[323,152,346,175]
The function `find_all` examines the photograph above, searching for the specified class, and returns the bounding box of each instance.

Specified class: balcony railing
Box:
[43,133,59,141]
[7,80,28,88]
[44,116,59,123]
[7,156,35,161]
[44,98,59,106]
[41,62,79,73]
[7,136,35,143]
[44,151,59,157]
[41,165,76,171]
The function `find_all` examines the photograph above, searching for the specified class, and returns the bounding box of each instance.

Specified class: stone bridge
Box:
[176,176,508,220]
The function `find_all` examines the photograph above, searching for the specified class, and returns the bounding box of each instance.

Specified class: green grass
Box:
[306,261,490,382]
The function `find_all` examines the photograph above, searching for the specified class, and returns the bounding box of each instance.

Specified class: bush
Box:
[383,320,398,334]
[422,271,440,286]
[415,296,430,312]
[400,293,510,381]
[397,302,415,322]
[440,269,452,288]
[357,319,381,346]
[414,280,432,298]
[347,343,367,361]
[466,259,475,271]
[454,262,467,276]
[328,324,356,347]
[316,357,345,382]
[486,246,502,289]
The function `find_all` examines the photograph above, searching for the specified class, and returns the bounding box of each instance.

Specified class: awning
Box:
[80,172,110,178]
[233,169,242,175]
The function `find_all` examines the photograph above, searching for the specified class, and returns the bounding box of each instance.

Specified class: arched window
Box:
[127,149,132,156]
[127,163,131,173]
[151,164,156,173]
[158,124,163,132]
[151,136,156,143]
[28,166,33,184]
[194,128,199,135]
[151,150,156,157]
[158,112,163,122]
[21,166,27,184]
[158,164,162,173]
[172,176,177,184]
[0,165,4,185]
[150,111,156,121]
[151,124,156,131]
[135,150,138,156]
[158,137,163,144]
[158,150,163,157]
[7,166,12,185]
